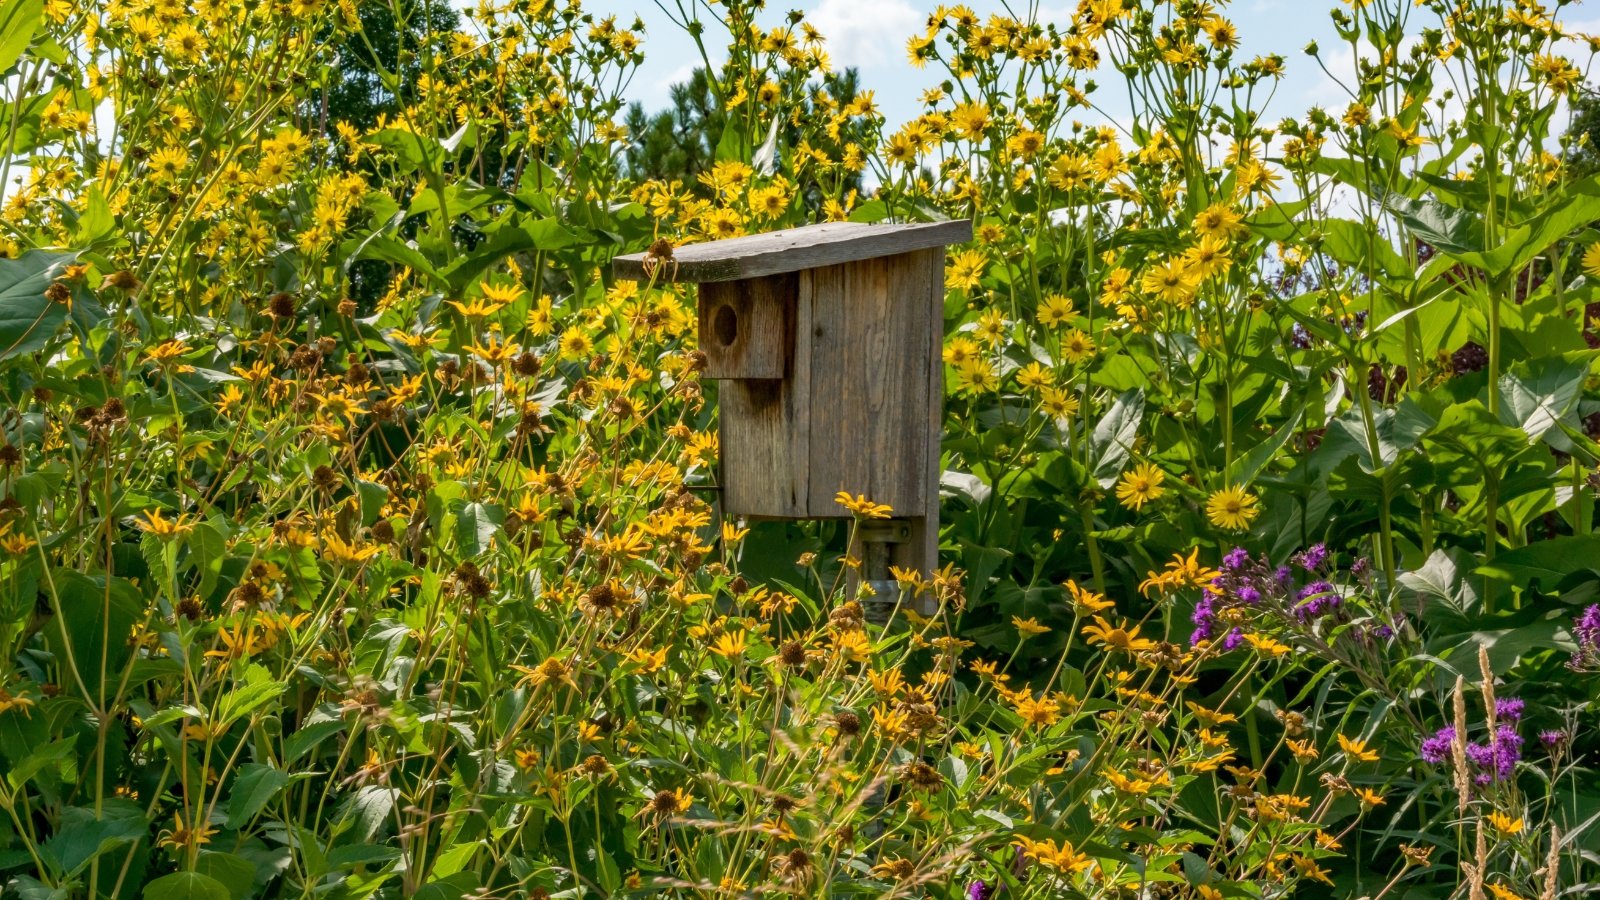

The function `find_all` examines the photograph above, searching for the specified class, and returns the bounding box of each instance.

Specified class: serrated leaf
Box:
[226,764,290,829]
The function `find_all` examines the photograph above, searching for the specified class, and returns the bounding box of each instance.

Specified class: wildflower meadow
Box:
[3,0,1600,896]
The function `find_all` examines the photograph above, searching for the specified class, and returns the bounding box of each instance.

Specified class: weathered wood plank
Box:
[802,249,939,518]
[698,274,794,380]
[613,220,972,283]
[719,280,811,518]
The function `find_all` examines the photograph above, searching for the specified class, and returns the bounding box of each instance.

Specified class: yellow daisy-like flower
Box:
[1115,462,1166,511]
[1081,616,1157,653]
[1011,615,1051,637]
[1486,811,1525,836]
[1206,485,1259,531]
[1582,243,1600,279]
[1337,733,1380,762]
[835,491,893,519]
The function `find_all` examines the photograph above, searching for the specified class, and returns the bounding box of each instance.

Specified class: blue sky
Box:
[566,0,1357,129]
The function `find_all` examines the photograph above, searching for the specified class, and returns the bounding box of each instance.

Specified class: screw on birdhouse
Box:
[613,220,974,614]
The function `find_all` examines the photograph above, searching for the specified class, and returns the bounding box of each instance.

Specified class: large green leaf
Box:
[0,0,43,74]
[453,500,502,558]
[1496,356,1591,443]
[0,250,76,361]
[1090,388,1143,487]
[40,801,147,877]
[140,872,231,900]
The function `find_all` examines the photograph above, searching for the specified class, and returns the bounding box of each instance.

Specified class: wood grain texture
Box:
[697,274,795,380]
[719,283,811,518]
[802,249,941,519]
[613,220,972,283]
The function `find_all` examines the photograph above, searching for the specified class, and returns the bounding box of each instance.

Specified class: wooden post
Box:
[614,221,972,615]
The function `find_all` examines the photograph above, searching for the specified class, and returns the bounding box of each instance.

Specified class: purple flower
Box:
[1465,726,1523,781]
[1420,726,1455,764]
[1236,585,1261,604]
[1222,627,1245,651]
[1568,605,1600,670]
[1540,729,1568,748]
[1494,698,1524,722]
[1222,547,1251,571]
[1578,605,1600,651]
[1292,582,1341,622]
[1294,543,1328,571]
[967,881,993,900]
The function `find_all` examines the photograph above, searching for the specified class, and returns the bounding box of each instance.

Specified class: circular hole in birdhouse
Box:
[713,303,738,347]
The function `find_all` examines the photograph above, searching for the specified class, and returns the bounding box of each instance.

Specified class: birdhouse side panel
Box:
[801,249,941,519]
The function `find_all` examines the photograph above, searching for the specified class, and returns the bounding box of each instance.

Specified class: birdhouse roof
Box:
[612,220,972,284]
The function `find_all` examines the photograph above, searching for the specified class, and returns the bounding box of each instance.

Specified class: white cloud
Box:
[808,0,924,70]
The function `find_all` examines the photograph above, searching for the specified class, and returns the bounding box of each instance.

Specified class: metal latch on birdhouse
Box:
[613,220,973,616]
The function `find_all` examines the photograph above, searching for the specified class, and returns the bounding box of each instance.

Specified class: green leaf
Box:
[41,801,147,877]
[46,570,142,700]
[283,716,346,765]
[1496,356,1590,443]
[217,664,288,726]
[0,250,75,361]
[453,501,502,557]
[141,872,231,900]
[226,763,290,829]
[1090,389,1143,487]
[339,786,399,843]
[1383,194,1484,258]
[1478,535,1600,589]
[193,852,257,900]
[437,216,583,292]
[5,737,77,790]
[0,0,43,74]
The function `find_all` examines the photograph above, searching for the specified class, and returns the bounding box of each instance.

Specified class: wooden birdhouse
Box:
[614,220,972,614]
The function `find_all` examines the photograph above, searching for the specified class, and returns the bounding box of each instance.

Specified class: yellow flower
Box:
[447,297,507,319]
[1060,329,1096,363]
[1355,787,1385,807]
[511,656,577,690]
[1011,616,1051,637]
[1193,203,1245,242]
[1487,885,1529,900]
[1013,693,1060,727]
[835,492,893,519]
[1064,579,1115,614]
[136,508,194,538]
[0,686,36,717]
[648,787,692,817]
[320,534,382,565]
[947,249,988,291]
[1036,293,1075,327]
[1487,811,1525,836]
[1081,616,1157,653]
[1583,243,1600,279]
[1206,485,1259,531]
[1141,256,1198,307]
[1337,733,1380,762]
[1115,462,1166,511]
[710,631,748,660]
[1040,387,1079,418]
[1287,739,1320,763]
[1012,835,1091,872]
[158,811,217,854]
